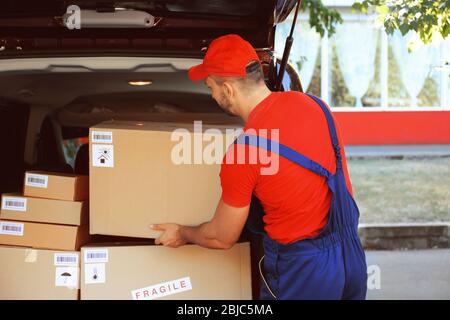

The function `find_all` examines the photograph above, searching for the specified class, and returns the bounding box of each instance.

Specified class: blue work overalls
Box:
[235,94,368,300]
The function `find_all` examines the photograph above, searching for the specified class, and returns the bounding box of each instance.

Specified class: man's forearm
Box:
[180,223,232,250]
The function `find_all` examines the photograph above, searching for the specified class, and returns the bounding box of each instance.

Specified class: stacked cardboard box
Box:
[89,120,240,239]
[1,119,253,300]
[83,120,253,300]
[0,172,90,250]
[0,171,90,299]
[80,242,252,300]
[0,246,80,300]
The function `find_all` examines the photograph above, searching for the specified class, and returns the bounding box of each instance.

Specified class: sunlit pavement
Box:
[365,249,450,300]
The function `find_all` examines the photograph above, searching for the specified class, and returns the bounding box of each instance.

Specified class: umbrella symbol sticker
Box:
[55,267,78,287]
[61,272,72,284]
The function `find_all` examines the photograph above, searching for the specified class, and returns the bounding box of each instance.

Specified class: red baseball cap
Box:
[188,34,260,81]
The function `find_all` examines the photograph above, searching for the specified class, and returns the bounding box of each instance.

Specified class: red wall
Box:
[334,111,450,145]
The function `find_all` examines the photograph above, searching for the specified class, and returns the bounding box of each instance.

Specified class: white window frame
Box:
[291,11,450,112]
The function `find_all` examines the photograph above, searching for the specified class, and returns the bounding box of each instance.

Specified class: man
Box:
[150,34,367,300]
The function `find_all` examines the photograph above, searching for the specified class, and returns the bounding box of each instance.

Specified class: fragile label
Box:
[131,277,192,300]
[0,221,24,236]
[55,267,79,288]
[1,196,27,212]
[92,144,114,168]
[84,263,106,284]
[54,253,79,266]
[25,173,48,188]
[91,131,113,143]
[84,249,108,263]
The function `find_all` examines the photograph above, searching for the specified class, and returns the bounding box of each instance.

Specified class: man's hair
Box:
[210,61,264,92]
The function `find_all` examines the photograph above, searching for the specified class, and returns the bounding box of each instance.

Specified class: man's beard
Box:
[218,93,235,116]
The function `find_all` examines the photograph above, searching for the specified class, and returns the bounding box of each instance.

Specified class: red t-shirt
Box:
[220,91,353,244]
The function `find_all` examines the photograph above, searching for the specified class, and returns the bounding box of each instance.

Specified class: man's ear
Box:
[222,81,234,98]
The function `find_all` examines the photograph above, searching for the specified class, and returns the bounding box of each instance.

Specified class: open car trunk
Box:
[0,0,298,56]
[0,0,302,300]
[0,55,268,298]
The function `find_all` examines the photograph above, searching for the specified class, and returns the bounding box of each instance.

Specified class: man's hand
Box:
[149,198,250,250]
[150,223,187,248]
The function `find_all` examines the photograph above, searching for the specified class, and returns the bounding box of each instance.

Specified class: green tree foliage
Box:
[352,0,449,44]
[301,0,343,37]
[301,0,448,43]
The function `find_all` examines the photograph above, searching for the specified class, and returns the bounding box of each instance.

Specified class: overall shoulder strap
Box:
[234,134,331,178]
[305,94,343,170]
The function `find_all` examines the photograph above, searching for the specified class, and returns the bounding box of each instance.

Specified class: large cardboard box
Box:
[80,242,251,300]
[1,193,88,226]
[24,171,89,201]
[89,120,240,238]
[0,245,80,299]
[0,220,90,251]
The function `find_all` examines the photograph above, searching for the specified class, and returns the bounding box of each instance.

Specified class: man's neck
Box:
[240,86,273,122]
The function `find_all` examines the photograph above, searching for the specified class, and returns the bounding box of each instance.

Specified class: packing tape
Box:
[24,248,38,263]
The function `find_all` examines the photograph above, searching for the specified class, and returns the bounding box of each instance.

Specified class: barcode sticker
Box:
[54,253,79,266]
[84,249,109,263]
[1,196,27,212]
[92,131,113,143]
[0,221,24,236]
[25,173,48,188]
